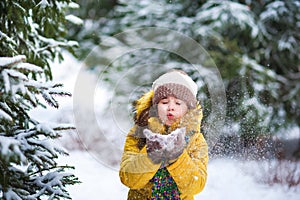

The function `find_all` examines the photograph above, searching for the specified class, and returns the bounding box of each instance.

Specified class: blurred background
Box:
[66,0,300,161]
[1,0,300,199]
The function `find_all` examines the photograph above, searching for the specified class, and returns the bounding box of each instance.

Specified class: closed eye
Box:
[176,101,182,105]
[160,99,169,104]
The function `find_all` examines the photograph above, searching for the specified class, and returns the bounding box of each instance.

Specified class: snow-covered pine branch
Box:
[0,55,26,68]
[1,1,81,198]
[1,56,71,108]
[0,54,79,199]
[196,1,259,38]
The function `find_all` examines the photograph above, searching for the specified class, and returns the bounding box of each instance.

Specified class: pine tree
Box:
[0,0,80,199]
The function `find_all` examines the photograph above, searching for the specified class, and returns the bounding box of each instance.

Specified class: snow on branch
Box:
[5,69,28,81]
[36,0,50,8]
[0,1,80,199]
[0,108,12,121]
[37,35,79,53]
[29,169,78,199]
[0,31,16,45]
[10,125,68,169]
[14,63,43,73]
[65,14,83,25]
[0,55,26,67]
[0,135,27,164]
[0,55,71,109]
[196,1,259,38]
[3,188,23,200]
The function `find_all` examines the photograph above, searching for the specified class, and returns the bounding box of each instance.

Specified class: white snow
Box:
[15,62,43,73]
[3,188,22,200]
[0,55,26,67]
[197,159,299,200]
[197,1,259,38]
[58,151,128,199]
[0,135,27,163]
[6,69,28,81]
[36,0,50,8]
[0,31,16,44]
[68,2,80,9]
[59,152,300,200]
[143,128,186,151]
[65,15,83,25]
[0,109,12,121]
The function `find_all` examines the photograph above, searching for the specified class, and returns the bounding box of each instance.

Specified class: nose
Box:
[167,102,175,111]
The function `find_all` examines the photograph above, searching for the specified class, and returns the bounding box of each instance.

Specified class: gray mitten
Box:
[143,129,165,164]
[165,127,186,162]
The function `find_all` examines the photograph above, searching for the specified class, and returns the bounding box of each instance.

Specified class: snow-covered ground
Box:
[59,151,299,200]
[31,53,300,200]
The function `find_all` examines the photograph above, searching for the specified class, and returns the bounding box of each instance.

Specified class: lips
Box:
[167,113,174,119]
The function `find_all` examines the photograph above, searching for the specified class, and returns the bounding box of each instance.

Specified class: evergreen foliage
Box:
[0,0,80,199]
[0,0,79,79]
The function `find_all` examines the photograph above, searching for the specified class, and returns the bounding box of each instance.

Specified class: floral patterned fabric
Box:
[151,167,181,200]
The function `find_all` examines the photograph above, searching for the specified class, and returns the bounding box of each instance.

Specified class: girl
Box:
[119,70,208,200]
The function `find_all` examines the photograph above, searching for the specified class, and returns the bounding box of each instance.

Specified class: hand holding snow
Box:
[164,128,186,161]
[143,128,186,164]
[143,129,165,164]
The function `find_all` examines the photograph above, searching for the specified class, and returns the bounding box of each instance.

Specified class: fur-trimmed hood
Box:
[133,90,155,126]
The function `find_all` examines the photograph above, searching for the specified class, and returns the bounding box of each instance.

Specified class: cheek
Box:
[157,105,170,123]
[157,104,167,116]
[177,105,188,117]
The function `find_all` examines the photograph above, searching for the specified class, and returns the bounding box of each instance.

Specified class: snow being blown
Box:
[143,127,186,151]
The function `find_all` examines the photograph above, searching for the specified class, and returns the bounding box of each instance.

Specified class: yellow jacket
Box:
[119,91,208,200]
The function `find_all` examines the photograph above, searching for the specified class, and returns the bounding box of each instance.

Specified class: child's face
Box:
[157,96,188,126]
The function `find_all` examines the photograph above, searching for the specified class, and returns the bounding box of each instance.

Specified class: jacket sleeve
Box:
[119,126,161,189]
[166,132,208,197]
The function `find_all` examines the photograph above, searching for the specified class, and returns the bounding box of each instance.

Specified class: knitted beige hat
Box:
[152,70,198,108]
